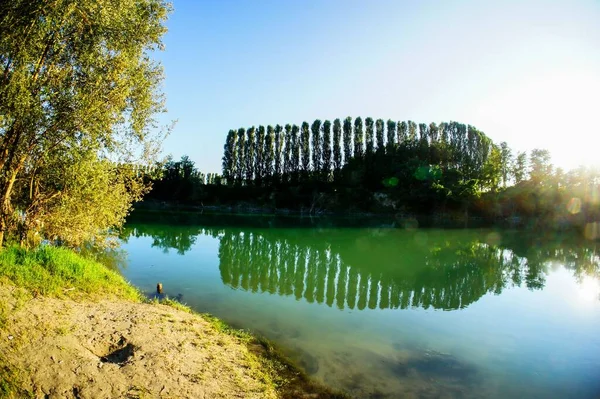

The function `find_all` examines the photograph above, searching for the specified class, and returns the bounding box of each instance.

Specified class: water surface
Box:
[119,212,600,398]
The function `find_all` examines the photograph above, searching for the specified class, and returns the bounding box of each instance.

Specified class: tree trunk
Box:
[0,155,28,247]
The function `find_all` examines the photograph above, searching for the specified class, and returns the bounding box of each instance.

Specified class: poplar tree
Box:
[365,117,375,155]
[333,119,343,177]
[343,117,353,164]
[353,117,364,158]
[408,121,418,143]
[386,120,396,152]
[222,130,237,185]
[499,141,512,187]
[283,124,293,180]
[274,125,283,180]
[398,121,408,145]
[264,125,275,182]
[514,151,528,184]
[255,125,266,184]
[301,122,311,177]
[322,120,332,181]
[429,123,439,143]
[375,119,385,152]
[236,128,246,184]
[311,119,322,175]
[290,125,300,179]
[245,127,256,183]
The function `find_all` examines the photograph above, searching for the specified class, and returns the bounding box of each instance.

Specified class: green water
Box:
[120,212,600,398]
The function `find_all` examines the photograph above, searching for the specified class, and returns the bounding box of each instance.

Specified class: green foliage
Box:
[0,0,171,247]
[245,127,256,183]
[514,151,528,184]
[310,120,322,175]
[0,245,141,300]
[29,152,148,248]
[365,117,375,155]
[375,119,385,152]
[300,122,310,176]
[290,125,300,180]
[264,126,275,182]
[530,148,553,186]
[342,117,352,164]
[255,126,266,184]
[322,120,332,181]
[332,119,342,177]
[283,125,292,179]
[408,121,418,144]
[386,120,396,152]
[236,128,246,184]
[274,125,283,180]
[222,130,237,185]
[353,117,364,158]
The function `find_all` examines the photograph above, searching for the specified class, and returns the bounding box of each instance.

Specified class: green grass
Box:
[0,245,141,301]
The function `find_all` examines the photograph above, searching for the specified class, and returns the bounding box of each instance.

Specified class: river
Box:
[118,212,600,398]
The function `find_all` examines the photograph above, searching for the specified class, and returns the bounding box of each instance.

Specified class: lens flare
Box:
[566,197,582,214]
[584,223,599,240]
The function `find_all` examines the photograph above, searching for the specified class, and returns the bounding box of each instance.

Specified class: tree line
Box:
[221,118,503,189]
[144,116,599,235]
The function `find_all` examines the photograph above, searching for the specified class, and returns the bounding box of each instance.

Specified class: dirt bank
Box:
[0,283,278,398]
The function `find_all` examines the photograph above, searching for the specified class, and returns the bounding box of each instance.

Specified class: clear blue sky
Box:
[154,0,600,173]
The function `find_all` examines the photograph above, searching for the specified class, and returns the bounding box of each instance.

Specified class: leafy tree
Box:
[283,124,292,179]
[0,0,171,246]
[513,151,528,184]
[290,125,300,179]
[245,127,256,183]
[343,117,353,165]
[274,125,283,180]
[353,117,364,158]
[235,128,246,184]
[264,125,275,182]
[408,121,418,144]
[301,122,310,177]
[386,120,396,152]
[365,117,375,155]
[375,119,385,152]
[428,123,439,143]
[333,119,343,177]
[530,149,552,186]
[311,119,322,174]
[255,125,265,184]
[222,130,237,185]
[398,121,408,144]
[322,120,332,181]
[499,142,512,187]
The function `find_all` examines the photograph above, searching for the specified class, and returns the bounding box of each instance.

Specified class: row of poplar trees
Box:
[222,117,495,187]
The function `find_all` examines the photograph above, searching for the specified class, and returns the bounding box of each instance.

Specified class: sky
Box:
[153,0,600,173]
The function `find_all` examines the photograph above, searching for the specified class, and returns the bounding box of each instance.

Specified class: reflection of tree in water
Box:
[123,223,600,310]
[121,225,222,255]
[217,229,600,311]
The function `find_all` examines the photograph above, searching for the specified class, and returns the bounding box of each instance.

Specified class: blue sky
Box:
[154,0,600,173]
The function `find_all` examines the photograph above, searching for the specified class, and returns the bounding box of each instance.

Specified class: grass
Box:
[0,245,142,301]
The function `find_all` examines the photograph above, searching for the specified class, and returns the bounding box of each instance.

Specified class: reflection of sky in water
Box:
[120,225,600,399]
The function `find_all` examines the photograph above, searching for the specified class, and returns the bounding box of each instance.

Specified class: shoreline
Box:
[0,246,347,399]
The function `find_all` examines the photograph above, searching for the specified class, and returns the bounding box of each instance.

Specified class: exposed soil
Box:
[0,284,277,399]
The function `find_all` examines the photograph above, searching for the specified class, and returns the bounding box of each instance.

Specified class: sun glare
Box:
[577,275,600,304]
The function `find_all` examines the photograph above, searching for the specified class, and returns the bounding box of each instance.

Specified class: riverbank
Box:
[0,246,347,398]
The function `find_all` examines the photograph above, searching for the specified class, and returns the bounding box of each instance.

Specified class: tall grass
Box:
[0,246,141,301]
